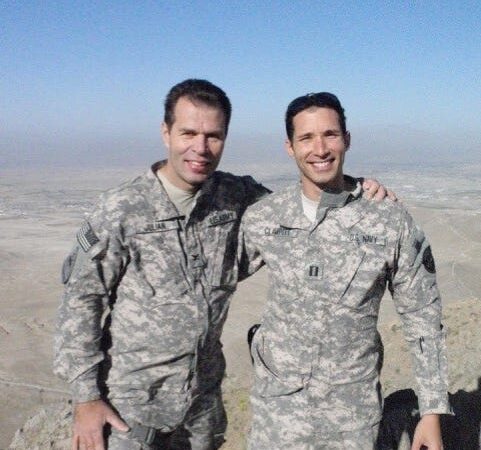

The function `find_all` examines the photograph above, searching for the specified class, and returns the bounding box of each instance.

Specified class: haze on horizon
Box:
[1,2,480,170]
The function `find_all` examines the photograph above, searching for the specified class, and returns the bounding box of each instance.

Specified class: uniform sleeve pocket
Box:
[61,246,79,284]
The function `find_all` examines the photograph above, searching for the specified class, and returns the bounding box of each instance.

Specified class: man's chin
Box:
[307,173,336,186]
[302,172,344,191]
[185,173,211,187]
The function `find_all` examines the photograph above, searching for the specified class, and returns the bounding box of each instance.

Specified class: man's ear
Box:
[285,138,294,158]
[161,122,170,149]
[344,131,351,151]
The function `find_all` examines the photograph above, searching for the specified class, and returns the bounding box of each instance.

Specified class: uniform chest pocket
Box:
[128,225,190,294]
[344,252,388,311]
[324,245,388,311]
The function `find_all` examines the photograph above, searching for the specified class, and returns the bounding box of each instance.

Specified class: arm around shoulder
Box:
[237,205,265,281]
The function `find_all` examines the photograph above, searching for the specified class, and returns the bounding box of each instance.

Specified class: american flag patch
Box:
[77,221,100,252]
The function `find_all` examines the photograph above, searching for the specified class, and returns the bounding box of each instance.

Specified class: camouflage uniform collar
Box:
[320,176,364,230]
[277,176,362,229]
[150,161,222,222]
[150,159,218,195]
[318,175,362,208]
[147,161,185,219]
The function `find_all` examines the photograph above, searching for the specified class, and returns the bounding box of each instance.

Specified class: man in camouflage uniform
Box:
[54,79,270,450]
[54,80,390,450]
[240,93,450,450]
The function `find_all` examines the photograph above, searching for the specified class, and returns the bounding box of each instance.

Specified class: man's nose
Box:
[193,135,209,154]
[313,136,329,155]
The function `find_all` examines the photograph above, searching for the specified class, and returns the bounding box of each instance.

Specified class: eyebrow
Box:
[296,132,314,139]
[178,127,225,138]
[324,129,343,135]
[178,127,197,134]
[296,129,342,139]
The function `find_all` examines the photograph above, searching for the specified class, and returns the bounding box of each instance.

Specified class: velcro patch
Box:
[349,233,386,246]
[77,221,100,252]
[264,226,296,237]
[208,211,237,226]
[137,220,180,234]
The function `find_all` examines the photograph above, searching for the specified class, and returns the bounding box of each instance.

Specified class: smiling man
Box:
[55,79,270,450]
[160,96,227,190]
[54,80,392,450]
[240,92,451,450]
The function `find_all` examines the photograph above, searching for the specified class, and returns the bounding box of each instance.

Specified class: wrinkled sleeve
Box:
[54,199,128,403]
[389,209,451,415]
[235,176,270,282]
[237,206,265,282]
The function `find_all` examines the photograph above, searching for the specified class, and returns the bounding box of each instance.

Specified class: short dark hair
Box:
[285,92,347,141]
[164,79,232,134]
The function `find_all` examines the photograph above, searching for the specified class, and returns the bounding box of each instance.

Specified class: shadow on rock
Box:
[378,383,481,450]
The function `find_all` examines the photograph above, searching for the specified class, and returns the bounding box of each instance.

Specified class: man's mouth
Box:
[186,160,210,173]
[309,159,335,171]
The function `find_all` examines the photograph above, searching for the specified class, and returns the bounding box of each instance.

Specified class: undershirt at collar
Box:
[301,192,319,222]
[301,186,356,223]
[156,171,200,216]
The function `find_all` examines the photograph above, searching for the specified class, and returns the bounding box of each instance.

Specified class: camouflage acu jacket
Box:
[240,177,450,432]
[54,161,268,428]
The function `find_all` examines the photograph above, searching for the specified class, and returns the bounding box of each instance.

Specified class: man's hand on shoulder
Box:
[72,399,129,450]
[411,414,443,450]
[362,178,398,202]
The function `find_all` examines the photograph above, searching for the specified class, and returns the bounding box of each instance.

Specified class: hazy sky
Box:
[2,1,480,169]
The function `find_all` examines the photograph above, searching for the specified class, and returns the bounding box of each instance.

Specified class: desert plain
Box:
[1,163,481,449]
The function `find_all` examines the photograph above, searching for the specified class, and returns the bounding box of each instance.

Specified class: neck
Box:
[301,175,345,201]
[157,165,201,194]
